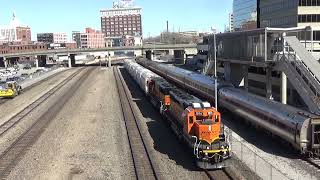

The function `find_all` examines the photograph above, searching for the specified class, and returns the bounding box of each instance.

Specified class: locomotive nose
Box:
[195,120,220,144]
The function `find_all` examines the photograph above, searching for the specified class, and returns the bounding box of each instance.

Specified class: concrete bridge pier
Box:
[266,67,273,100]
[36,55,47,68]
[168,49,174,55]
[174,50,185,64]
[146,50,153,60]
[0,57,6,68]
[68,54,76,68]
[224,62,231,81]
[134,49,143,57]
[281,72,287,104]
[6,57,19,67]
[105,53,111,68]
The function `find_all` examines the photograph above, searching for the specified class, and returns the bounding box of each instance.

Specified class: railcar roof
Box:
[220,87,320,123]
[154,77,174,89]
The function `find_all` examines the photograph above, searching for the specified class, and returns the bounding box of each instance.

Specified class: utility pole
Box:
[214,33,218,110]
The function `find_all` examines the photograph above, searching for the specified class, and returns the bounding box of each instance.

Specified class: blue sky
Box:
[0,0,232,40]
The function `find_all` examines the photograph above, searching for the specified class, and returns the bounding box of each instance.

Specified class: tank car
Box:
[124,60,160,94]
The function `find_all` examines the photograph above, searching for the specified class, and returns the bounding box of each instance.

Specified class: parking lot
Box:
[0,66,57,87]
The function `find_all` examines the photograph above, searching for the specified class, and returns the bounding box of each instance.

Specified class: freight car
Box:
[123,60,231,169]
[138,59,320,157]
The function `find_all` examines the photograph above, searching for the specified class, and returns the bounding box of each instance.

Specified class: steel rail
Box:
[113,66,161,180]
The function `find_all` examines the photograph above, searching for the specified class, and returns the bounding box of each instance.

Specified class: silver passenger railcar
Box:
[220,87,320,155]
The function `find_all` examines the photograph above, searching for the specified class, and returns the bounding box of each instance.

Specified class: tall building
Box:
[260,0,320,51]
[100,0,142,37]
[37,33,68,44]
[233,0,259,31]
[0,13,31,44]
[80,28,105,49]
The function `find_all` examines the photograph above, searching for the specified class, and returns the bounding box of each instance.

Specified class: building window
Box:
[313,31,320,40]
[298,14,320,22]
[299,0,320,6]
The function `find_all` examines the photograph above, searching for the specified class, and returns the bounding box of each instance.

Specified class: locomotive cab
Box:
[183,102,230,169]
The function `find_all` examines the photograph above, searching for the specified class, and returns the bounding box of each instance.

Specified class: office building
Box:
[260,0,320,52]
[233,0,259,31]
[100,0,142,37]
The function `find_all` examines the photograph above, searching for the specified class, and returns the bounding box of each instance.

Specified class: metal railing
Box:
[273,39,320,113]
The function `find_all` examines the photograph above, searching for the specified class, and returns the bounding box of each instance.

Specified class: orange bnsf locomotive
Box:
[124,60,230,169]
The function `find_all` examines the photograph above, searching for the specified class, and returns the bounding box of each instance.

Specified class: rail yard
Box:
[0,64,237,179]
[0,59,319,179]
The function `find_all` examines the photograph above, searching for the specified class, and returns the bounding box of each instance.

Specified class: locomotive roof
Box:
[169,88,202,108]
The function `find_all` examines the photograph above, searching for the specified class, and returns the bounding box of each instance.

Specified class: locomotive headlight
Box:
[207,147,210,150]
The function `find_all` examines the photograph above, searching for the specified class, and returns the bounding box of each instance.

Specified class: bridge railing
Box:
[0,44,197,58]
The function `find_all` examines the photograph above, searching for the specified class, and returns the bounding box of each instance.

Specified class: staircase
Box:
[201,57,215,75]
[275,36,320,113]
[201,45,215,76]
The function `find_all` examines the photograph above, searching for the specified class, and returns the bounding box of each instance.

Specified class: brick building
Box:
[79,28,105,49]
[0,42,48,55]
[100,1,142,37]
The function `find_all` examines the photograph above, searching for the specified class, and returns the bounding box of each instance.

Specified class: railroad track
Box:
[204,169,233,180]
[0,68,84,137]
[0,68,68,106]
[0,67,94,179]
[113,66,161,180]
[306,157,320,169]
